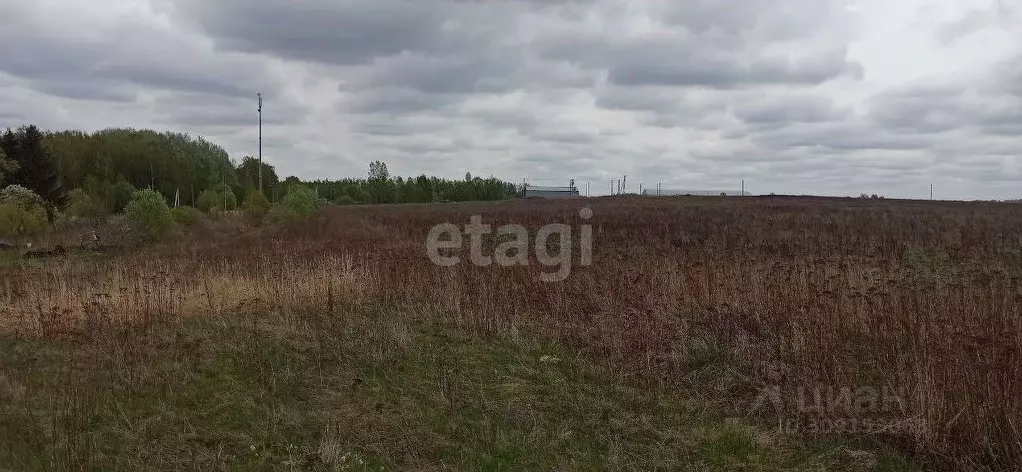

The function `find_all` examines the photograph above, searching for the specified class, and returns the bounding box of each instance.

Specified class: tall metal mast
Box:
[257,92,263,193]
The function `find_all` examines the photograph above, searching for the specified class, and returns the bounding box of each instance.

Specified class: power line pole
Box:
[257,92,263,194]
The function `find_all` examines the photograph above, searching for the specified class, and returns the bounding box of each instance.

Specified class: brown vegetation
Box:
[1,195,1019,470]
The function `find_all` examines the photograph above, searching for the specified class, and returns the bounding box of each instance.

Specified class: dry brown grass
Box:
[1,195,1019,470]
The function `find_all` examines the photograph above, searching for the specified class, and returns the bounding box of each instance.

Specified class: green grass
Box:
[0,307,920,471]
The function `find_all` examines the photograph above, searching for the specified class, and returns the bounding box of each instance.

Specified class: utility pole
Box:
[257,92,263,194]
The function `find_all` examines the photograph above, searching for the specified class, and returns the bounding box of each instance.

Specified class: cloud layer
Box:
[1,0,1020,199]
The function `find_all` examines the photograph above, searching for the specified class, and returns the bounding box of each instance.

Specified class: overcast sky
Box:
[1,0,1020,199]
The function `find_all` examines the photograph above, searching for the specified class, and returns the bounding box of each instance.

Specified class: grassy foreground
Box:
[0,305,916,471]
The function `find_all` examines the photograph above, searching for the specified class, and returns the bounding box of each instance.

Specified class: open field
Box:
[1,196,1020,470]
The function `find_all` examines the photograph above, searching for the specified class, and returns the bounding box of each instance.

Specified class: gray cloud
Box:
[0,0,1020,199]
[170,0,507,66]
[735,93,851,125]
[606,47,861,88]
[0,3,284,101]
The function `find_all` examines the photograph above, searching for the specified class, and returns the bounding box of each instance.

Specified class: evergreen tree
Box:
[0,147,16,187]
[2,126,66,215]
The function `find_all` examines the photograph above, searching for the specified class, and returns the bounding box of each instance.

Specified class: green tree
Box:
[42,127,236,206]
[0,148,16,187]
[243,187,271,218]
[124,189,172,240]
[369,161,389,181]
[282,185,320,217]
[196,184,237,213]
[112,180,136,213]
[1,126,66,212]
[65,188,104,218]
[235,156,280,202]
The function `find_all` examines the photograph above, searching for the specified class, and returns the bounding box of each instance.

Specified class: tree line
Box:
[302,161,518,205]
[0,124,520,219]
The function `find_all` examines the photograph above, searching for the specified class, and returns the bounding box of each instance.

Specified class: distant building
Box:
[641,189,751,197]
[524,185,581,199]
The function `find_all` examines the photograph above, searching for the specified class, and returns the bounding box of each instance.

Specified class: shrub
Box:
[0,202,46,238]
[243,188,271,218]
[124,189,173,240]
[265,204,300,225]
[195,190,220,213]
[282,185,319,217]
[335,195,356,205]
[196,187,237,213]
[0,185,49,237]
[65,189,105,218]
[211,183,238,210]
[170,205,204,227]
[0,185,46,210]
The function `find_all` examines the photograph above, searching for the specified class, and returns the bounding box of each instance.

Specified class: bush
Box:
[282,185,320,217]
[196,187,237,213]
[170,205,204,227]
[65,188,105,218]
[0,202,47,238]
[211,183,238,210]
[124,189,173,240]
[243,188,271,217]
[335,195,356,205]
[0,185,49,237]
[265,204,301,225]
[0,185,46,210]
